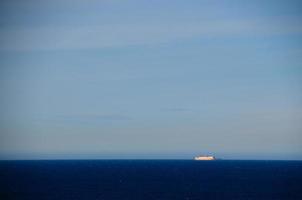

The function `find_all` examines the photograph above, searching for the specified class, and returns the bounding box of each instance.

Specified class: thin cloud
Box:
[1,17,301,51]
[162,108,191,112]
[38,114,132,123]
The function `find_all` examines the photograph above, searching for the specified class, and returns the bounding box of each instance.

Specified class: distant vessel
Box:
[194,155,215,160]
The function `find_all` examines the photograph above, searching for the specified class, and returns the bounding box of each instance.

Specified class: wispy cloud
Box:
[161,108,191,112]
[1,17,301,51]
[37,114,132,123]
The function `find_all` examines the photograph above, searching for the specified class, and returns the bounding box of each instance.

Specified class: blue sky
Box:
[0,0,301,159]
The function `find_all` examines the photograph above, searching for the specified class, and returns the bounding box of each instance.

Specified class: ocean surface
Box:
[0,160,301,200]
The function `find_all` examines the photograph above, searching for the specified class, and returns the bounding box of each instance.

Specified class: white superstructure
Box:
[194,155,215,160]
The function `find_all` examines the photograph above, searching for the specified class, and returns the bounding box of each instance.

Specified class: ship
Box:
[194,155,215,160]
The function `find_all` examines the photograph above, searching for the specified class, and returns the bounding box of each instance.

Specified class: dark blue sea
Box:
[0,160,301,200]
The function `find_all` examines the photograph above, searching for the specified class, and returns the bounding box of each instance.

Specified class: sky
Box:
[0,0,301,160]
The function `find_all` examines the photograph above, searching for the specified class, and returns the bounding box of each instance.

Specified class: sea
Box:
[0,160,301,200]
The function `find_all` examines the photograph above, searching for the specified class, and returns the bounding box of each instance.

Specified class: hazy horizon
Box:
[1,152,301,161]
[0,0,302,160]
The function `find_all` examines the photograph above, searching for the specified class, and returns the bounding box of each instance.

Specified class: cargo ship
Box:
[194,155,215,160]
